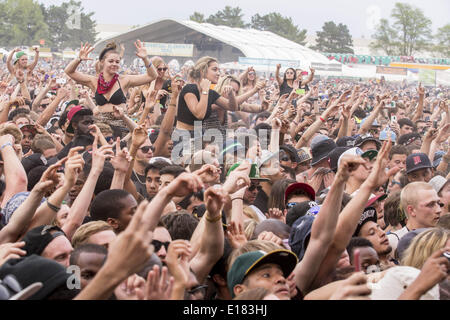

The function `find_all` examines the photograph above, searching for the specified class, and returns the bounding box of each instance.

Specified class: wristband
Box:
[231,198,243,202]
[205,212,222,223]
[0,142,13,151]
[147,61,152,68]
[47,200,61,212]
[319,117,325,123]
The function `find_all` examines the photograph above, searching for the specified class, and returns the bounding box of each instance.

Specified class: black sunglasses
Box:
[151,240,170,252]
[140,146,155,153]
[105,136,114,143]
[248,184,262,192]
[158,67,168,72]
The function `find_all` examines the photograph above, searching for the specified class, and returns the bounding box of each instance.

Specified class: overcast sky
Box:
[39,0,449,38]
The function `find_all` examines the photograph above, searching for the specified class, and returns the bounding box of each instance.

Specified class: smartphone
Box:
[296,89,306,95]
[433,120,438,129]
[354,249,361,272]
[391,101,396,108]
[391,115,397,124]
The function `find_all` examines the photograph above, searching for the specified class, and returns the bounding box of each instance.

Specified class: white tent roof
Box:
[181,20,336,67]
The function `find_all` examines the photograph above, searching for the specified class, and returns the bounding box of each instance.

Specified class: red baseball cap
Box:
[285,183,316,203]
[66,106,93,134]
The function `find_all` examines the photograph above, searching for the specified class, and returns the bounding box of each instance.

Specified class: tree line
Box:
[0,0,97,51]
[190,3,450,57]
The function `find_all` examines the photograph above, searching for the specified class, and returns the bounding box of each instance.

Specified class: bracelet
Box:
[0,142,13,151]
[231,198,243,201]
[169,104,176,107]
[147,61,152,69]
[205,212,222,223]
[47,200,61,212]
[319,117,325,123]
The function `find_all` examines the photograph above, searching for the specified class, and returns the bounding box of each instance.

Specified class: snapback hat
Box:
[285,182,316,203]
[353,207,377,237]
[66,106,93,134]
[428,176,448,194]
[406,153,432,174]
[227,250,298,298]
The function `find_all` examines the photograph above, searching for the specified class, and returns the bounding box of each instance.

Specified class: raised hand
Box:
[336,155,368,183]
[200,79,211,92]
[114,274,146,300]
[194,164,221,184]
[136,265,174,300]
[64,147,85,187]
[223,161,251,194]
[79,42,94,61]
[226,221,247,249]
[165,240,192,289]
[35,158,67,194]
[364,139,400,190]
[204,186,228,217]
[156,89,169,101]
[266,208,287,223]
[165,172,204,198]
[257,231,283,246]
[91,136,114,172]
[329,272,371,300]
[131,125,148,148]
[134,40,148,60]
[417,82,425,96]
[112,105,124,119]
[0,242,26,266]
[111,137,131,173]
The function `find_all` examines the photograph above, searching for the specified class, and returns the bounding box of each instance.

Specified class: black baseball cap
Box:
[311,139,336,166]
[22,225,67,257]
[354,134,381,150]
[406,153,432,174]
[353,207,377,237]
[280,145,300,163]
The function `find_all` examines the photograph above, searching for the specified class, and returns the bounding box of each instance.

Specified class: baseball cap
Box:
[22,225,67,257]
[18,124,37,136]
[66,106,93,134]
[406,153,432,174]
[336,136,355,148]
[296,148,312,164]
[366,193,388,208]
[368,266,439,300]
[354,133,381,150]
[428,176,448,194]
[286,201,318,227]
[12,51,26,65]
[329,147,350,171]
[149,157,172,165]
[353,207,377,237]
[289,215,315,261]
[432,151,445,168]
[337,147,378,168]
[311,139,337,166]
[397,133,421,147]
[0,255,71,300]
[285,182,316,203]
[310,134,329,150]
[227,250,298,298]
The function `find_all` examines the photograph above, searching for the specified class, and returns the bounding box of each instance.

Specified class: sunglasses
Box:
[140,146,155,153]
[151,240,170,252]
[184,284,208,299]
[248,72,256,75]
[157,67,168,72]
[286,202,299,209]
[40,103,49,108]
[105,136,114,143]
[248,184,262,192]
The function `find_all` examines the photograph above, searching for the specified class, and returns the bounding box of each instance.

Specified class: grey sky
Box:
[39,0,449,38]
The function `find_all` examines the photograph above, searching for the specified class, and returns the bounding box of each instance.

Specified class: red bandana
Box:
[97,73,119,95]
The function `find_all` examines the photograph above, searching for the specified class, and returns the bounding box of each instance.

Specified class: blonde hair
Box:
[188,56,218,81]
[400,182,434,218]
[401,228,450,269]
[228,240,284,271]
[0,123,23,144]
[99,42,119,61]
[71,221,114,248]
[243,217,258,239]
[215,75,242,96]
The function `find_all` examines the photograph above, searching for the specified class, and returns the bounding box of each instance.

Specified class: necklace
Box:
[133,170,146,185]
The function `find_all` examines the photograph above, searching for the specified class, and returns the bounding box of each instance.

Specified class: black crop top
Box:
[177,84,220,126]
[95,80,127,106]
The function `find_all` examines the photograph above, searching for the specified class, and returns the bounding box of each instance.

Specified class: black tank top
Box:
[95,80,127,106]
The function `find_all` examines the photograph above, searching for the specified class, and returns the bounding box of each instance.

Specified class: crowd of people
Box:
[0,40,448,301]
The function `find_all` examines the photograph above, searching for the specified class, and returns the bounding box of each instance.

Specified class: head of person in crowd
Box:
[398,133,422,150]
[283,68,296,83]
[383,191,406,231]
[354,133,381,152]
[253,112,271,127]
[296,148,312,173]
[159,165,186,189]
[252,219,292,242]
[243,180,262,206]
[90,189,138,234]
[285,200,318,227]
[31,134,57,159]
[234,287,279,300]
[429,176,450,215]
[285,182,316,210]
[66,105,94,138]
[405,153,433,183]
[400,227,450,269]
[367,193,388,229]
[98,42,121,75]
[152,221,172,263]
[279,145,300,171]
[258,150,284,183]
[189,56,220,85]
[69,244,108,289]
[346,237,380,274]
[398,118,415,136]
[22,225,73,267]
[145,160,170,199]
[227,249,297,300]
[0,255,79,300]
[71,220,116,249]
[161,211,199,241]
[415,120,428,134]
[353,207,392,262]
[268,179,296,212]
[390,104,407,120]
[19,124,37,153]
[9,108,32,127]
[310,136,336,170]
[338,147,377,194]
[388,144,408,171]
[401,182,442,230]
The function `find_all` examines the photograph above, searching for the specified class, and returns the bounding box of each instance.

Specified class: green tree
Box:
[312,21,353,53]
[206,6,247,28]
[190,12,205,23]
[371,2,432,56]
[250,13,307,45]
[41,0,97,50]
[434,24,450,57]
[0,0,49,47]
